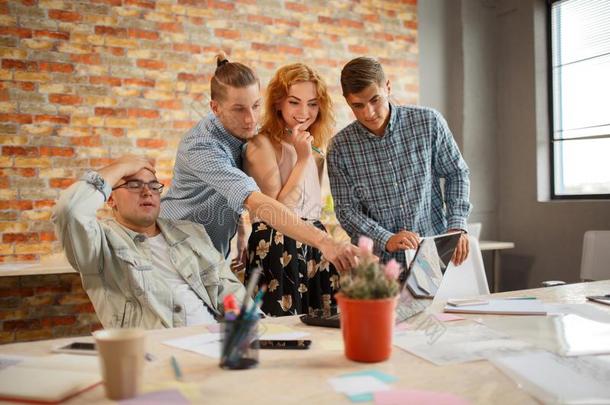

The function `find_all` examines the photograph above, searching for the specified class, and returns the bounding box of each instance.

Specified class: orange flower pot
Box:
[335,293,397,363]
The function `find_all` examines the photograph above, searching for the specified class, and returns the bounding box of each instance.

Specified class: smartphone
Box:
[258,339,311,350]
[52,341,97,356]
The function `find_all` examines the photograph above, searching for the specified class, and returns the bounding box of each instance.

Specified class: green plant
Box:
[340,236,400,300]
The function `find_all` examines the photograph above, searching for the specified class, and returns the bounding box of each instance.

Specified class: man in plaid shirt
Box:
[327,57,472,270]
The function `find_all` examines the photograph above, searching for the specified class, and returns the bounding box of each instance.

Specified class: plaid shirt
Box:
[327,104,471,267]
[161,113,260,257]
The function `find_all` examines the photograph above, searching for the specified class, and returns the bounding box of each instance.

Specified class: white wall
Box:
[419,0,610,290]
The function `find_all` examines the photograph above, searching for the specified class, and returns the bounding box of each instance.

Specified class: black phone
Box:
[258,339,311,350]
[586,295,610,306]
[52,341,97,355]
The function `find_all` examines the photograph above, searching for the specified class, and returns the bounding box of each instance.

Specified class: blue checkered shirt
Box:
[160,113,260,257]
[327,104,471,268]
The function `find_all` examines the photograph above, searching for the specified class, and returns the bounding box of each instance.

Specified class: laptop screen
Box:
[396,232,461,323]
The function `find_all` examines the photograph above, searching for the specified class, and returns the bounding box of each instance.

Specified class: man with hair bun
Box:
[161,52,359,274]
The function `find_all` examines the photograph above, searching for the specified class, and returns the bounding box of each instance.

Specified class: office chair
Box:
[434,235,490,301]
[541,230,610,287]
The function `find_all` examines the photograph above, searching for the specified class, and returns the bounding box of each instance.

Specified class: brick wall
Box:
[0,0,418,341]
[0,273,101,343]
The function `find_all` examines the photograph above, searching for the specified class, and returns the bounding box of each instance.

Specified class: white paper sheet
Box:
[393,323,532,365]
[490,351,610,404]
[163,333,223,358]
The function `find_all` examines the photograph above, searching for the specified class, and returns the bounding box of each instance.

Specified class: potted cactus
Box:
[336,236,401,362]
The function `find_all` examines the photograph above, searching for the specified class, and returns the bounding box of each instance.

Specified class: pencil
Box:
[170,355,183,381]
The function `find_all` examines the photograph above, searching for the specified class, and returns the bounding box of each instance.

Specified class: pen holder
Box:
[220,317,259,370]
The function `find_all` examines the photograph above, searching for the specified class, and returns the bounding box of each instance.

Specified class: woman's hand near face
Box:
[288,120,313,162]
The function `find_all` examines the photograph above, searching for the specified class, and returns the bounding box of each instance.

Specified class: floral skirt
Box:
[245,221,340,317]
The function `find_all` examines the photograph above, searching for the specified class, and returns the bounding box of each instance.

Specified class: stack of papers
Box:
[491,351,610,404]
[444,299,546,315]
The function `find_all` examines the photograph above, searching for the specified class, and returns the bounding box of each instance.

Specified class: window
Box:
[549,0,610,199]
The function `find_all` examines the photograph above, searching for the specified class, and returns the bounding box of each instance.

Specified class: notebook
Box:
[0,354,101,404]
[300,232,462,327]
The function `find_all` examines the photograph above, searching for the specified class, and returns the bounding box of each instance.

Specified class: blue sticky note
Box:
[340,369,398,383]
[348,392,374,402]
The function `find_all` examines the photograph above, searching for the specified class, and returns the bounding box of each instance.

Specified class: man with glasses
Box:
[53,155,247,329]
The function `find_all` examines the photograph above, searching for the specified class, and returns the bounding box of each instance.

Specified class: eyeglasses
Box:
[112,180,164,194]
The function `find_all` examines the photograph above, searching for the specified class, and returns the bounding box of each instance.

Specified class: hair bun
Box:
[215,51,229,68]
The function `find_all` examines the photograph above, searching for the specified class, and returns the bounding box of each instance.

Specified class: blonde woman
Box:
[243,63,339,316]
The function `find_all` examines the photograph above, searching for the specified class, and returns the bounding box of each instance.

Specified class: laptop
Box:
[300,232,462,328]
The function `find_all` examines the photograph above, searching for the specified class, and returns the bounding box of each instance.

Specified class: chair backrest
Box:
[580,230,610,281]
[433,235,490,302]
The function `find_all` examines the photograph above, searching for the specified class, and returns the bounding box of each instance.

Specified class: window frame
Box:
[547,0,610,200]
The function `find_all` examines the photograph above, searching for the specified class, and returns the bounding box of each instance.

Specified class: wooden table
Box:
[1,281,609,405]
[479,240,515,292]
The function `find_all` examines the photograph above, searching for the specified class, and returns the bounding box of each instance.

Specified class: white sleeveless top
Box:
[276,141,322,220]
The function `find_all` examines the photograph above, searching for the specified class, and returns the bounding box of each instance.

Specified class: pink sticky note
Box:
[374,389,470,405]
[206,323,221,333]
[433,313,465,322]
[395,322,415,331]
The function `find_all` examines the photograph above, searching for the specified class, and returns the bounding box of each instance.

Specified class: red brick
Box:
[302,39,322,49]
[0,27,33,38]
[75,303,95,313]
[364,14,380,23]
[39,146,75,157]
[35,285,71,295]
[89,76,122,87]
[286,2,307,12]
[2,147,38,156]
[49,178,75,189]
[173,43,201,54]
[41,316,77,328]
[348,45,369,54]
[274,18,299,27]
[172,120,195,130]
[156,100,182,110]
[127,108,159,119]
[49,93,82,105]
[136,138,166,148]
[137,59,166,70]
[92,128,124,137]
[124,78,155,87]
[0,200,33,211]
[157,22,183,32]
[128,28,159,40]
[70,136,101,147]
[19,82,35,91]
[125,0,155,8]
[374,33,394,41]
[3,319,41,331]
[34,30,70,40]
[48,9,82,23]
[209,0,234,10]
[319,16,336,25]
[0,177,8,188]
[17,168,37,177]
[395,34,416,44]
[2,60,38,71]
[3,233,39,243]
[247,15,272,25]
[95,26,127,37]
[90,158,113,167]
[0,288,34,298]
[0,89,8,101]
[340,19,364,29]
[15,329,53,341]
[20,0,37,6]
[91,0,122,5]
[404,21,418,29]
[190,17,204,25]
[94,107,125,116]
[0,2,9,14]
[177,0,206,4]
[39,62,74,73]
[177,72,203,82]
[106,47,125,56]
[34,114,70,124]
[70,54,101,65]
[0,114,33,124]
[39,231,56,241]
[278,45,302,55]
[252,43,276,52]
[34,200,55,208]
[215,29,240,40]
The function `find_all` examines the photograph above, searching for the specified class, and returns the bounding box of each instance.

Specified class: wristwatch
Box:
[82,170,112,201]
